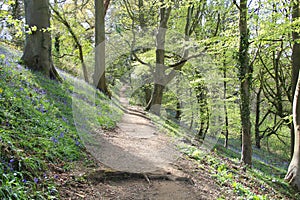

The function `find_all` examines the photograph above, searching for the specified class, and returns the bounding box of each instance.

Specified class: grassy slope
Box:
[0,43,122,199]
[151,115,300,200]
[1,42,299,199]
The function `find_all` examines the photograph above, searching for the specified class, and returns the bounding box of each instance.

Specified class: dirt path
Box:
[59,85,223,199]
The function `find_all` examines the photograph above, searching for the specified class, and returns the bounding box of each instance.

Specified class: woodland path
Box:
[59,85,224,199]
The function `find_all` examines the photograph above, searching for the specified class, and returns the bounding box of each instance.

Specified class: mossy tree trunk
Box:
[238,0,252,165]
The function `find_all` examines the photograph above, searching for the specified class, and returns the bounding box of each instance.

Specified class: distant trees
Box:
[50,2,89,83]
[22,0,60,80]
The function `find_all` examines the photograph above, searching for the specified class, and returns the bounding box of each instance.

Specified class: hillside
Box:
[0,43,299,199]
[0,43,122,199]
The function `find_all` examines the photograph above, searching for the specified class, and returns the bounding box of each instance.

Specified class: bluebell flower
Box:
[5,60,10,66]
[62,116,68,122]
[40,90,46,95]
[37,105,47,113]
[51,137,58,144]
[22,179,27,183]
[34,177,38,184]
[54,174,59,179]
[16,64,23,70]
[59,132,64,138]
[75,139,80,146]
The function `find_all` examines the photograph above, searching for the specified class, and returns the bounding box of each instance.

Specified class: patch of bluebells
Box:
[34,177,38,184]
[74,138,80,146]
[51,137,58,144]
[36,105,47,113]
[34,88,47,95]
[62,116,68,122]
[59,132,64,138]
[0,157,16,172]
[50,130,67,145]
[16,64,23,71]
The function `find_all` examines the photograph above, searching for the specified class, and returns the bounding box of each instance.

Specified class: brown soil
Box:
[57,86,227,199]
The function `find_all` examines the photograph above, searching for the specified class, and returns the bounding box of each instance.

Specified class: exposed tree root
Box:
[86,169,194,185]
[285,164,300,191]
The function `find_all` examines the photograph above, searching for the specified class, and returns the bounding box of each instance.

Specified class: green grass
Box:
[0,45,123,199]
[148,114,299,199]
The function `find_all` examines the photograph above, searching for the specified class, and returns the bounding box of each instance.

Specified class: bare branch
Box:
[233,0,241,11]
[132,52,153,69]
[168,50,206,70]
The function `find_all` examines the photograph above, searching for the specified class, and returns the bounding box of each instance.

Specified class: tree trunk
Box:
[138,0,145,30]
[95,0,110,97]
[175,100,181,120]
[291,0,300,159]
[145,2,171,115]
[223,62,229,148]
[22,0,60,80]
[238,0,252,165]
[255,85,262,149]
[285,70,300,190]
[285,0,300,190]
[143,84,152,106]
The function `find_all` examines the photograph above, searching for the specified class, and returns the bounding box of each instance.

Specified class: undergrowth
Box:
[150,114,299,199]
[0,44,122,199]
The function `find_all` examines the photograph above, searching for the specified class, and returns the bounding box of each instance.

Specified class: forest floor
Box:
[57,86,229,199]
[1,43,297,199]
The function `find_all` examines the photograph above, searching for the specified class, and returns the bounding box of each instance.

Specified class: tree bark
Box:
[138,0,146,30]
[223,60,229,148]
[255,85,262,149]
[145,1,171,115]
[291,0,300,159]
[238,0,252,165]
[95,0,110,97]
[22,0,60,80]
[285,0,300,190]
[285,70,300,190]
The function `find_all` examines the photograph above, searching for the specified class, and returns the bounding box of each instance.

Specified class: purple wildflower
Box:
[62,116,68,122]
[75,139,80,146]
[51,137,58,144]
[59,132,64,138]
[34,177,38,184]
[16,64,23,70]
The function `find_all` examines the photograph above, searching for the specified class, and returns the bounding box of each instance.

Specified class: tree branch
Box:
[233,0,241,11]
[168,50,206,70]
